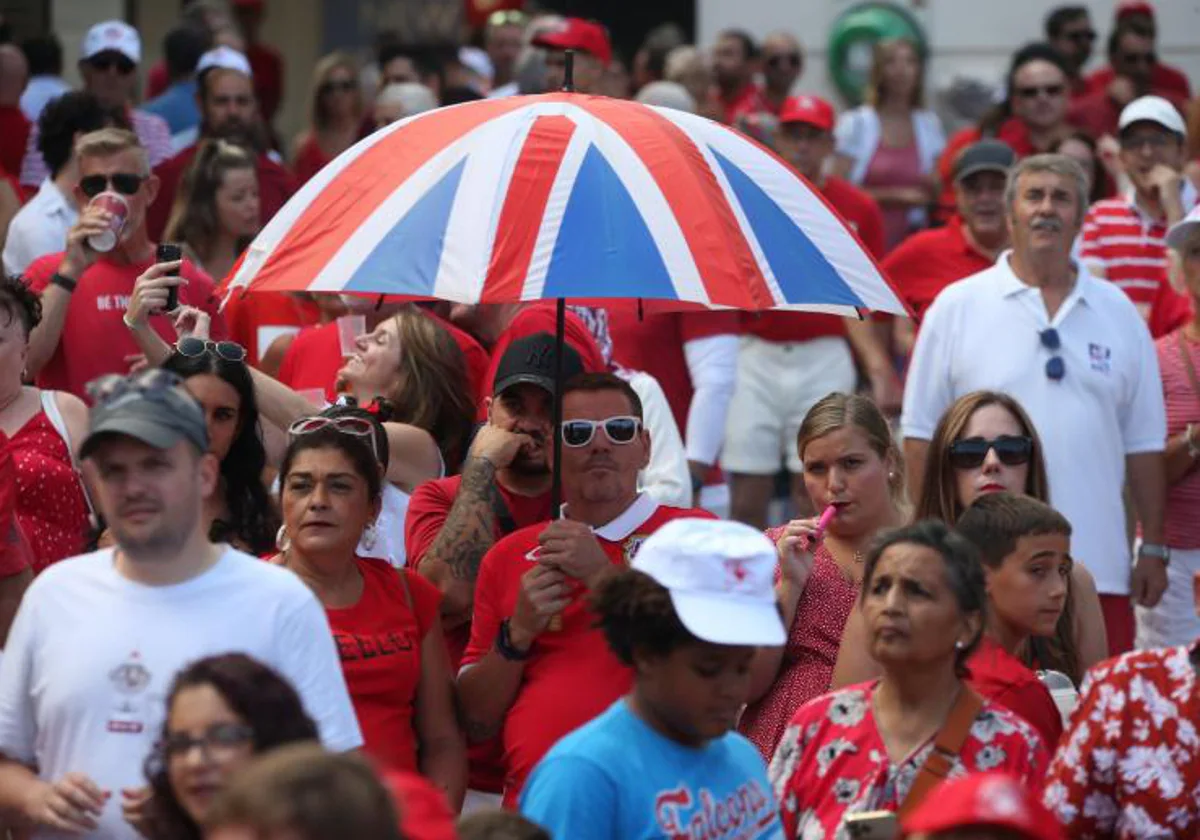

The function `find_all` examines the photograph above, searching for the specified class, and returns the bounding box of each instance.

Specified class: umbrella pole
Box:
[550,298,566,521]
[563,50,575,93]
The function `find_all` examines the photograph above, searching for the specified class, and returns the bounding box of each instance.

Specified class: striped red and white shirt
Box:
[19,107,172,188]
[1080,187,1195,338]
[1158,327,1200,549]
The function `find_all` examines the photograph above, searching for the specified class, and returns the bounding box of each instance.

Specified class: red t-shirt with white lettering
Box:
[462,500,714,806]
[327,558,441,773]
[24,252,227,401]
[740,176,885,345]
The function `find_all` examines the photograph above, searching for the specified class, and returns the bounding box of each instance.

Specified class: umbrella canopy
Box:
[224,92,908,318]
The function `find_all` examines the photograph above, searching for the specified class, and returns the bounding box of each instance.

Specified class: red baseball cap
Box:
[1116,1,1155,20]
[902,774,1064,840]
[532,17,612,66]
[778,95,835,132]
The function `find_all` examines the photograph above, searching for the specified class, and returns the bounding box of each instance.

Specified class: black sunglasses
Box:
[1040,328,1065,381]
[949,435,1034,469]
[320,80,357,95]
[562,416,641,448]
[175,337,247,363]
[80,173,145,199]
[1120,51,1156,66]
[1015,84,1065,100]
[90,54,136,75]
[766,53,802,69]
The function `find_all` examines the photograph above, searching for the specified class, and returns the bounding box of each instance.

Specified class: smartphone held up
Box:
[156,243,183,313]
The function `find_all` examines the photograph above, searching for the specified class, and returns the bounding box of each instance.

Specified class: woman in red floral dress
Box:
[769,520,1048,838]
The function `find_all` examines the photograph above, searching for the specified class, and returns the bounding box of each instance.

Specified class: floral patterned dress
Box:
[1042,642,1200,838]
[769,681,1049,839]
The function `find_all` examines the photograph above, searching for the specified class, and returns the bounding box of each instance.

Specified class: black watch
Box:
[495,618,531,661]
[51,272,77,293]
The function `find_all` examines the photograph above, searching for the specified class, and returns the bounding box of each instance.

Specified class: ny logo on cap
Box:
[525,343,553,371]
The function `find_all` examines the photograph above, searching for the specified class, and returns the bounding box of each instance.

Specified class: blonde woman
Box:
[832,38,945,250]
[291,52,364,185]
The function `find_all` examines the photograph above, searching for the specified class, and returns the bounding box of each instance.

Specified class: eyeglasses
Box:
[319,80,357,95]
[561,416,641,448]
[1015,84,1065,100]
[948,435,1034,469]
[90,54,136,75]
[1040,328,1065,381]
[487,10,527,27]
[1119,51,1156,66]
[175,337,247,363]
[80,173,145,199]
[1119,132,1174,152]
[766,53,802,69]
[288,415,381,463]
[160,723,254,762]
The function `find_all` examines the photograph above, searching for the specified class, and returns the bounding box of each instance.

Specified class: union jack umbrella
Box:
[222,92,908,318]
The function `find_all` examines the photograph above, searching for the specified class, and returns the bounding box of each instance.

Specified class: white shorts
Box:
[722,335,856,475]
[1134,544,1200,650]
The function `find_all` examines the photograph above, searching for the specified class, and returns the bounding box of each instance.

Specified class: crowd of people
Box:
[0,0,1199,838]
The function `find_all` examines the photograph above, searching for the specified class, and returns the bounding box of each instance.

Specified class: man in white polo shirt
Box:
[902,153,1167,656]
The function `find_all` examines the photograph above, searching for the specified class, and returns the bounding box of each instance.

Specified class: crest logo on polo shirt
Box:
[1088,342,1111,373]
[623,534,648,566]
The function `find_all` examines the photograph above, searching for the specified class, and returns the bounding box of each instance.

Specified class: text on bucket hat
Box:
[81,369,210,459]
[632,518,786,647]
[82,20,141,64]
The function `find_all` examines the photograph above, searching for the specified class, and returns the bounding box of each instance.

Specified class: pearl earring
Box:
[275,525,291,553]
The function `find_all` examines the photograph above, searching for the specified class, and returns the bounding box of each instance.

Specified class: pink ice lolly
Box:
[814,504,838,539]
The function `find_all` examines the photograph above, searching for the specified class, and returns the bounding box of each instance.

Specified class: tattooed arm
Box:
[414,425,531,629]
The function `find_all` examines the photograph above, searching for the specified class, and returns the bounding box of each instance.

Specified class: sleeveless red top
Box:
[9,410,88,572]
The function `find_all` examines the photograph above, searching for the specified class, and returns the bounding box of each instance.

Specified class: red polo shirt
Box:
[965,636,1063,750]
[880,217,995,321]
[461,496,714,806]
[740,175,885,345]
[148,143,297,241]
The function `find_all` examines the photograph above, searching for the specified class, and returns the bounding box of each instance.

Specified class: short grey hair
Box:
[635,80,696,113]
[1004,153,1090,216]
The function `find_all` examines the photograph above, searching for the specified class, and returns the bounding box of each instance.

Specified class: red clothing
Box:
[0,106,31,181]
[9,407,89,572]
[1085,62,1193,105]
[1042,642,1200,837]
[0,432,30,578]
[23,253,226,400]
[1157,329,1200,548]
[1079,195,1193,337]
[1070,89,1188,141]
[739,538,857,760]
[329,558,440,772]
[771,682,1049,839]
[382,770,459,840]
[148,144,296,241]
[221,291,323,366]
[605,305,739,438]
[278,312,489,403]
[717,83,769,125]
[880,216,995,321]
[462,497,713,806]
[291,134,331,186]
[245,43,285,125]
[478,304,605,418]
[741,176,884,345]
[144,62,169,100]
[964,636,1063,750]
[937,121,1041,221]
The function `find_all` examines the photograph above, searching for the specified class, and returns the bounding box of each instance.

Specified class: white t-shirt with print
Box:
[0,547,363,839]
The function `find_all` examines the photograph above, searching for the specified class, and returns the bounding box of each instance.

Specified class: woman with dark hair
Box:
[161,339,278,555]
[137,653,319,840]
[770,520,1049,838]
[272,411,466,808]
[1055,130,1111,204]
[519,518,785,838]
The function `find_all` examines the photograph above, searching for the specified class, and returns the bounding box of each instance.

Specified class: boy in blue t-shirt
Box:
[520,519,787,839]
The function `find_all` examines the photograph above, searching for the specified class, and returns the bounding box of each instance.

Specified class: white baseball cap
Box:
[1165,203,1200,251]
[196,46,253,80]
[1118,95,1187,138]
[82,20,141,64]
[632,519,786,646]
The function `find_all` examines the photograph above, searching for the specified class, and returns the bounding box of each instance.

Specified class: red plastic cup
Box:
[87,192,129,252]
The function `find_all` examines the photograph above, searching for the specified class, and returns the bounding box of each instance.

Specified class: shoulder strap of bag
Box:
[39,389,97,519]
[1177,331,1200,403]
[897,687,984,819]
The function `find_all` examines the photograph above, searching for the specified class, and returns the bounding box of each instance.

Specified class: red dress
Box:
[292,134,331,186]
[1041,643,1200,838]
[739,534,858,760]
[8,409,88,572]
[327,557,442,772]
[770,681,1049,839]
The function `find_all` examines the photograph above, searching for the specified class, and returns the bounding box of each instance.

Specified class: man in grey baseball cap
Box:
[81,368,209,459]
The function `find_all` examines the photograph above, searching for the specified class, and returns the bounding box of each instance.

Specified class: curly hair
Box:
[142,654,319,840]
[0,275,42,336]
[592,569,696,665]
[162,351,279,555]
[36,90,121,178]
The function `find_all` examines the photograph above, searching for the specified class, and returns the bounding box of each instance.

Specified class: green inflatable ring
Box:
[828,1,929,106]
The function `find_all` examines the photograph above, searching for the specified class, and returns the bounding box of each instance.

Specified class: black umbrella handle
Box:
[550,298,566,520]
[563,50,575,93]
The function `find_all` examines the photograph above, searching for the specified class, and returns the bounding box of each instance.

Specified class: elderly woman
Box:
[770,520,1048,838]
[272,404,466,808]
[739,392,907,759]
[1137,205,1200,648]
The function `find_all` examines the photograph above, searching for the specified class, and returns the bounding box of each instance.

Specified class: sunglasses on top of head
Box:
[79,173,145,199]
[948,435,1034,469]
[561,416,641,448]
[175,337,247,363]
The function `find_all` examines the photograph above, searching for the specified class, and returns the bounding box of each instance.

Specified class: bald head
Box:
[0,45,29,105]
